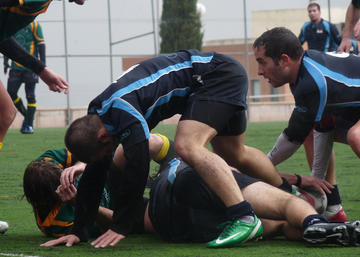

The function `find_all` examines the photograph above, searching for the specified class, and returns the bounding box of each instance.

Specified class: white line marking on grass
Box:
[0,253,42,257]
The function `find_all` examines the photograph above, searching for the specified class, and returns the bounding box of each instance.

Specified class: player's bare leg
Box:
[211,135,284,187]
[175,120,263,248]
[347,120,360,158]
[175,120,244,206]
[0,80,16,145]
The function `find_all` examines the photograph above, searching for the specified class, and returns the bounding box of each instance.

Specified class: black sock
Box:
[326,184,341,206]
[226,200,254,220]
[278,177,293,193]
[302,214,328,230]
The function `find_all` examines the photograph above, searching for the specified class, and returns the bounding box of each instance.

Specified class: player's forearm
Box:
[343,4,360,39]
[0,37,45,74]
[38,43,46,65]
[267,132,302,165]
[72,158,110,241]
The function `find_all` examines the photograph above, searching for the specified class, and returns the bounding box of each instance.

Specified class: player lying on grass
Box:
[23,133,176,238]
[35,136,360,248]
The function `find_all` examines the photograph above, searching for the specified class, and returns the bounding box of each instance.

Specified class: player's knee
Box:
[347,128,360,156]
[174,139,197,163]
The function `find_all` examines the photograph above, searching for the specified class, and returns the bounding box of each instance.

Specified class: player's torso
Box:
[12,23,40,70]
[0,0,51,41]
[294,50,360,120]
[89,50,215,129]
[304,21,330,51]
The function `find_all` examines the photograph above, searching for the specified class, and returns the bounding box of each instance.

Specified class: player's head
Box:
[23,161,61,211]
[307,3,321,23]
[65,114,117,163]
[253,27,303,87]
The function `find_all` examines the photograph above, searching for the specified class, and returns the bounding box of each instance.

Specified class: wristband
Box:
[295,174,302,187]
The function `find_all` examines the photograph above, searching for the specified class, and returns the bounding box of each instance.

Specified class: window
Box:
[271,87,279,102]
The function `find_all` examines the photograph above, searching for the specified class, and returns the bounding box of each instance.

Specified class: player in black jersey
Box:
[254,27,360,221]
[52,49,295,248]
[41,133,360,247]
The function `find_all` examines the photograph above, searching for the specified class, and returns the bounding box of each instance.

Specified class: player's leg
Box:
[0,79,17,147]
[23,73,37,134]
[306,128,347,222]
[210,110,292,193]
[241,179,359,246]
[7,70,26,118]
[346,119,360,157]
[175,102,261,248]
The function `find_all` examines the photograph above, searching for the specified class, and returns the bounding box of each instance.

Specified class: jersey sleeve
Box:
[298,24,306,44]
[284,83,320,143]
[329,23,342,46]
[109,135,150,235]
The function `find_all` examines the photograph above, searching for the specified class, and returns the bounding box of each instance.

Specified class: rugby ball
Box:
[292,186,328,214]
[0,221,9,234]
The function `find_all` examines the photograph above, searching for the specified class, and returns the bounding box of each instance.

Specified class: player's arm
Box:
[34,22,46,65]
[71,157,111,242]
[298,25,306,45]
[268,90,318,165]
[0,37,45,74]
[329,23,342,46]
[339,2,360,51]
[109,138,150,236]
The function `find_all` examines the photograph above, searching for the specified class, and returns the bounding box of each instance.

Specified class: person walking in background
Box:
[4,20,46,134]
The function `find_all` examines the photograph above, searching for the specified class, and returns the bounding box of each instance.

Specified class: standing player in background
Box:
[297,2,349,222]
[0,0,86,234]
[4,20,46,134]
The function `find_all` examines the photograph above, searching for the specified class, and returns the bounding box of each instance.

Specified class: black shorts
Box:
[180,100,247,135]
[180,53,248,136]
[148,158,258,243]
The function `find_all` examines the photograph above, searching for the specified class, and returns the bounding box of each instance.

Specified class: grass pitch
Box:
[0,122,360,256]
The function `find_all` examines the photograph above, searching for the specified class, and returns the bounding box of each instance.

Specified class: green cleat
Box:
[207,215,263,248]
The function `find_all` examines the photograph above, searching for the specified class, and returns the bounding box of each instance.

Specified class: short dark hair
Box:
[23,161,61,220]
[308,2,320,11]
[253,27,304,64]
[65,114,104,163]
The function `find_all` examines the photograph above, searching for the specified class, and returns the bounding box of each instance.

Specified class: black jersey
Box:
[299,19,341,52]
[88,49,247,147]
[285,50,360,142]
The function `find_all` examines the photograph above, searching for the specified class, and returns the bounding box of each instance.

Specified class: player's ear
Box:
[97,130,112,144]
[279,54,290,67]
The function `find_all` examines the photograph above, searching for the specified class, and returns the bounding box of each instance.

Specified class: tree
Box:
[160,0,203,53]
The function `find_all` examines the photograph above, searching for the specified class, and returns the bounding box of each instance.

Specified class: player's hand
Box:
[300,176,334,195]
[60,162,86,188]
[39,67,69,94]
[40,234,80,247]
[91,229,126,248]
[337,38,352,53]
[56,184,77,202]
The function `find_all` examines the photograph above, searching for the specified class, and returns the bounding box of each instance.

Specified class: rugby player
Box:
[40,134,360,247]
[61,49,298,248]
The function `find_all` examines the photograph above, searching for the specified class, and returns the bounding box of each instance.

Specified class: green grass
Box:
[0,122,360,256]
